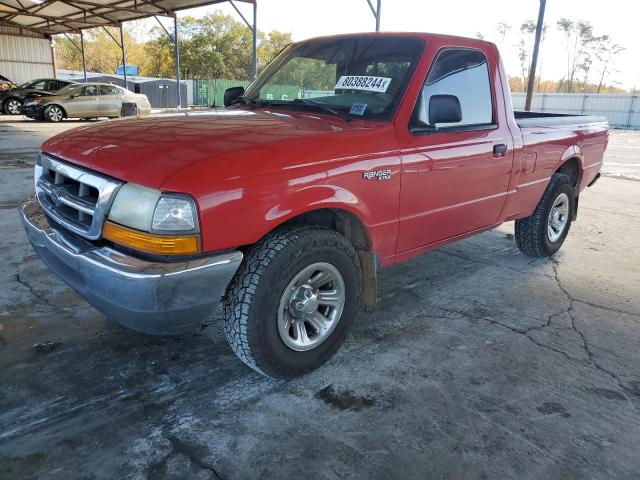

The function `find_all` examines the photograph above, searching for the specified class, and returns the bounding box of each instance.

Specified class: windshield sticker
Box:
[349,102,367,116]
[335,76,391,93]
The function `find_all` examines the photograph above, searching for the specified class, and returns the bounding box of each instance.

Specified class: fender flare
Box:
[258,184,373,239]
[559,145,584,168]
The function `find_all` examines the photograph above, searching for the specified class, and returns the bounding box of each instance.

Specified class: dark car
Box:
[1,78,75,115]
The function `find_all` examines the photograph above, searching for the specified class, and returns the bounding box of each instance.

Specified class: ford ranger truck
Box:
[19,33,608,378]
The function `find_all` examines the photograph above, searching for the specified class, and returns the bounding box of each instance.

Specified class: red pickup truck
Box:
[20,33,608,378]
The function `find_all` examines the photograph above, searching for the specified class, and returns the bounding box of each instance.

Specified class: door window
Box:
[99,85,120,96]
[28,80,47,90]
[78,85,98,96]
[415,49,493,128]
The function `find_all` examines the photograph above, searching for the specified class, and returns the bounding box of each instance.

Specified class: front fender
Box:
[198,183,375,253]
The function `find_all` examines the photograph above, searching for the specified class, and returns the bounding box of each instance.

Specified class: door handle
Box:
[493,144,508,156]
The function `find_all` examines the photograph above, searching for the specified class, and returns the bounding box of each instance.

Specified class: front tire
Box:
[4,98,22,115]
[515,173,575,257]
[223,227,361,379]
[44,105,64,122]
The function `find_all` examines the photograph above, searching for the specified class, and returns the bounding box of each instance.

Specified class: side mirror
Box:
[70,92,79,98]
[428,94,462,125]
[224,86,245,107]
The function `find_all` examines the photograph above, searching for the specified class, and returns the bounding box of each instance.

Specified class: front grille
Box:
[35,153,122,240]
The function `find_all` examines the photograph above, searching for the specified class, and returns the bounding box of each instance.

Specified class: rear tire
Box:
[515,173,575,257]
[223,227,361,379]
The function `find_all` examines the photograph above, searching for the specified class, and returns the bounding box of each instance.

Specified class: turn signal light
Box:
[103,221,200,255]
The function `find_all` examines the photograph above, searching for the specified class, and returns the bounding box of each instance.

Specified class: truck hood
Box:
[41,109,381,189]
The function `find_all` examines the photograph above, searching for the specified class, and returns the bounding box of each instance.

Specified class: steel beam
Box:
[80,30,87,83]
[62,31,86,81]
[251,0,256,78]
[120,23,127,90]
[174,15,181,108]
[229,0,257,78]
[366,0,381,31]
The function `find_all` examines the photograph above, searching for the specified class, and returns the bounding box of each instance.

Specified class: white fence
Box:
[511,93,639,130]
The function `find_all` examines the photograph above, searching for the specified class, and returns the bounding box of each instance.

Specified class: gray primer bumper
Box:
[19,195,243,335]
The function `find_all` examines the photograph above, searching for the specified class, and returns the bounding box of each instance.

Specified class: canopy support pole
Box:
[119,23,127,90]
[173,14,181,108]
[80,30,87,83]
[154,15,182,108]
[63,32,87,82]
[229,0,257,79]
[366,0,381,31]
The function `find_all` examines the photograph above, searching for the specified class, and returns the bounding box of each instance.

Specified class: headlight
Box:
[24,99,37,106]
[105,183,200,255]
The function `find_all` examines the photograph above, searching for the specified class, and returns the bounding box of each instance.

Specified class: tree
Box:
[556,18,596,93]
[595,39,625,93]
[53,25,149,75]
[517,20,536,88]
[496,22,511,44]
[54,11,293,81]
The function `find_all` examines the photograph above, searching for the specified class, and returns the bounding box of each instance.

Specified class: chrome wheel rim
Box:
[277,262,346,352]
[7,100,20,114]
[48,107,62,122]
[547,192,569,242]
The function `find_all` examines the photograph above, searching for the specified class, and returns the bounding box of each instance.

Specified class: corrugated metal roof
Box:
[0,0,253,37]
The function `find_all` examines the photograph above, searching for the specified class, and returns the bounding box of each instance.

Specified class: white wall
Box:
[0,34,55,84]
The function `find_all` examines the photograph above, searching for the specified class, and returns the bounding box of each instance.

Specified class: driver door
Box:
[397,48,514,252]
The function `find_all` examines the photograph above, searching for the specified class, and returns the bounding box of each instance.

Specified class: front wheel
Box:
[515,173,575,257]
[4,98,22,115]
[223,227,361,379]
[44,105,64,122]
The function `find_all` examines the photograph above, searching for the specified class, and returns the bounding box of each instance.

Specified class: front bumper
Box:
[19,195,243,335]
[23,104,43,119]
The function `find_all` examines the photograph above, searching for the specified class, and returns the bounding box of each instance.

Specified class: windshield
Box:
[244,36,425,120]
[55,84,78,96]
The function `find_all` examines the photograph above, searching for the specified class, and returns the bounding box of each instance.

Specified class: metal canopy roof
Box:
[0,0,254,37]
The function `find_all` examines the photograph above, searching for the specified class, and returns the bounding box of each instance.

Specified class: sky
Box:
[182,0,640,90]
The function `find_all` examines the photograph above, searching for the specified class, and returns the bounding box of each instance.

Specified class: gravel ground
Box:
[1,116,639,480]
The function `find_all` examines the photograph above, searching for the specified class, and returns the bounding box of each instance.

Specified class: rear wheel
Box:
[515,173,575,257]
[223,227,361,379]
[4,98,22,115]
[44,105,64,122]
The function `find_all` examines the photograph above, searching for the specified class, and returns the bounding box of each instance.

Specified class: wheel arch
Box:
[3,96,22,112]
[44,103,68,119]
[556,145,584,187]
[269,207,371,252]
[253,206,377,309]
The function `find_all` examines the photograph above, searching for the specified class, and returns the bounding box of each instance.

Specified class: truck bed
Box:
[514,110,608,128]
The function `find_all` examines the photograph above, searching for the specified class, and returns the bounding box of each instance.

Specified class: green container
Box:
[194,79,301,106]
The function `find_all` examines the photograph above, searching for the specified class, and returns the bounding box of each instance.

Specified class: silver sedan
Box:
[23,83,151,122]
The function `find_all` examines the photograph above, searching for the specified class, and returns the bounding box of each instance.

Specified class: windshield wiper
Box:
[289,98,352,122]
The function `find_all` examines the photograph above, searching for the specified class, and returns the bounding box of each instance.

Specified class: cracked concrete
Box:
[1,118,640,479]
